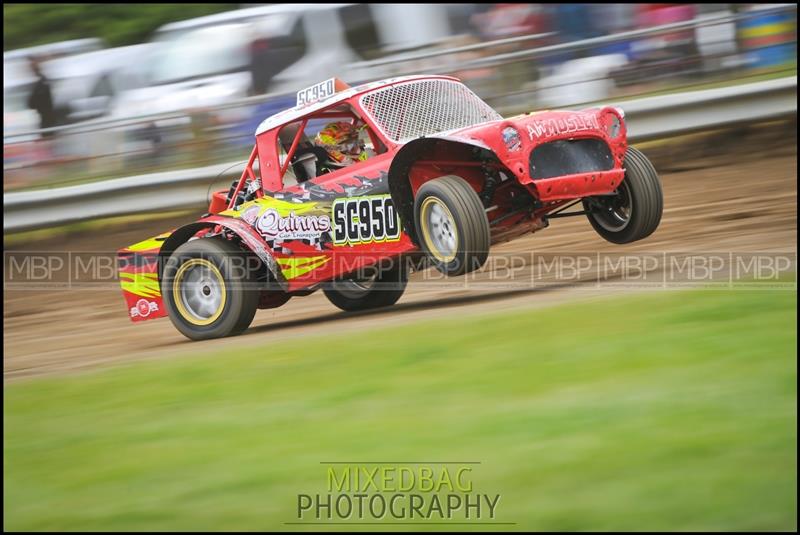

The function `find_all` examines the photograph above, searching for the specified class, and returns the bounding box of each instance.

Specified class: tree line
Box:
[4,3,240,51]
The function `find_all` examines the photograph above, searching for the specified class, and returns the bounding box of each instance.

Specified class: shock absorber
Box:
[479,162,501,207]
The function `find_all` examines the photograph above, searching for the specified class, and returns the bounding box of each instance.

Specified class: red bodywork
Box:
[119,75,628,322]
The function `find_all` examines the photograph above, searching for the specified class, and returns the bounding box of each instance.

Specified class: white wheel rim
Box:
[178,263,224,322]
[425,200,457,259]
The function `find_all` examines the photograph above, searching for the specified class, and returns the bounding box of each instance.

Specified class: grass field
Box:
[4,288,797,531]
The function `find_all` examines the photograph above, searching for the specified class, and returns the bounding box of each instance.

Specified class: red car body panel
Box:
[119,75,629,322]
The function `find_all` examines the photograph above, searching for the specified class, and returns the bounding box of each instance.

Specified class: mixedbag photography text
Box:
[296,463,502,522]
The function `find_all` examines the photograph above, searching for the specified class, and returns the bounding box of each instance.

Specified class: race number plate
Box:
[332,194,401,246]
[297,79,335,107]
[296,78,350,107]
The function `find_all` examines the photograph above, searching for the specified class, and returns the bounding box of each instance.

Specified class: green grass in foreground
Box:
[4,289,797,531]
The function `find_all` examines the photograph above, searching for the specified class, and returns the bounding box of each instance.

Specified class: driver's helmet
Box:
[315,121,368,165]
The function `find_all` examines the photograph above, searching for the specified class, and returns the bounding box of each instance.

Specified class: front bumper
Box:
[527,168,626,201]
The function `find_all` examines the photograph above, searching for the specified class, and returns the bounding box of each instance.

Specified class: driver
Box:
[314,121,369,167]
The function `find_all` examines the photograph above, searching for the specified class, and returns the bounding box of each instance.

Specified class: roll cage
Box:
[224,75,480,209]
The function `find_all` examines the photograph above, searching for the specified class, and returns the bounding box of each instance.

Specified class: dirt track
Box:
[4,126,797,380]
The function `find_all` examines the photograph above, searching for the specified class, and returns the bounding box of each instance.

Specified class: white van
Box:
[110,3,455,118]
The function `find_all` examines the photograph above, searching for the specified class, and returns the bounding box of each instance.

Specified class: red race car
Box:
[119,75,663,340]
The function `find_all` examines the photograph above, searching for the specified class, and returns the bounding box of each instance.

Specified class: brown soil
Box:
[4,126,797,381]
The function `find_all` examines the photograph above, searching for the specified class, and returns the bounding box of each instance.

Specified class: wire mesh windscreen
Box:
[359,79,502,142]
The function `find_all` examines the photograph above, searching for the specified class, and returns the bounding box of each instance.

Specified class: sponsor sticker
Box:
[332,194,401,246]
[256,208,332,241]
[130,298,159,318]
[241,205,261,225]
[502,126,521,151]
[527,113,600,139]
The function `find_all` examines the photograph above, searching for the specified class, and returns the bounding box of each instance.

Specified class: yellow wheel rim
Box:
[420,197,458,263]
[172,258,227,326]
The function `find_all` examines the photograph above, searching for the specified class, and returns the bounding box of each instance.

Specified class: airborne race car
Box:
[119,75,663,340]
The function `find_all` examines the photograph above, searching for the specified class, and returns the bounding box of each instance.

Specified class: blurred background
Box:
[3,3,797,192]
[4,5,796,531]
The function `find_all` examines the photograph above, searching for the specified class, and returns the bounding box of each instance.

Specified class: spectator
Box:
[249,37,271,95]
[472,3,545,41]
[26,56,57,137]
[554,3,596,42]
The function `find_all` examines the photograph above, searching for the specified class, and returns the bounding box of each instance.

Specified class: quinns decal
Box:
[332,194,401,246]
[255,208,332,253]
[228,200,333,253]
[256,208,331,241]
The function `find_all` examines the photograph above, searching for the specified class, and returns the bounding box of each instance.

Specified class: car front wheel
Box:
[583,146,663,244]
[414,175,490,276]
[162,237,260,340]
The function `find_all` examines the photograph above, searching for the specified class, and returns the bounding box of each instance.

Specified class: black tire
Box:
[323,260,408,312]
[162,237,260,340]
[583,146,663,244]
[414,175,490,276]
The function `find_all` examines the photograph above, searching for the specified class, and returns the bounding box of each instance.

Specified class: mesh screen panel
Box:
[529,139,614,179]
[360,79,501,142]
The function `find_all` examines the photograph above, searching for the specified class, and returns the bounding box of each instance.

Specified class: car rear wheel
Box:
[414,175,490,276]
[323,260,408,312]
[583,146,663,244]
[163,237,260,340]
